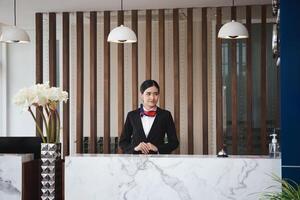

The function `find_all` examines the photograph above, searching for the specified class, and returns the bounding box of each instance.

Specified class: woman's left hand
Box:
[147,143,158,152]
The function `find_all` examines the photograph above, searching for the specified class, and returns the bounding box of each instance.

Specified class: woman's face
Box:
[140,86,159,109]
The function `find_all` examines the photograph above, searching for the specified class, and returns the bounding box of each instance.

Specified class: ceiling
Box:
[24,0,271,12]
[0,0,271,28]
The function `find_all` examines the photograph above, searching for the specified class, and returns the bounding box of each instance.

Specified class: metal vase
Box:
[41,143,61,200]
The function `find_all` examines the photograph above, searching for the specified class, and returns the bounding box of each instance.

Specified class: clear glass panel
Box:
[222,23,277,155]
[252,23,262,155]
[266,23,278,128]
[222,42,232,153]
[237,41,247,154]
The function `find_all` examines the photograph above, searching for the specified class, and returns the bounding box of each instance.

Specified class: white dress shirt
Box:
[141,107,157,137]
[141,115,156,137]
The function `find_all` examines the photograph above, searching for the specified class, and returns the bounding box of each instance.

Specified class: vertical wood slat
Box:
[173,9,180,154]
[246,6,253,154]
[35,13,43,137]
[117,11,124,142]
[159,9,165,109]
[202,8,208,154]
[76,12,84,153]
[216,8,223,152]
[131,10,138,109]
[231,7,238,155]
[62,12,70,157]
[49,13,57,144]
[89,11,97,153]
[103,11,111,154]
[146,10,152,80]
[187,8,194,154]
[260,5,268,154]
[49,13,57,87]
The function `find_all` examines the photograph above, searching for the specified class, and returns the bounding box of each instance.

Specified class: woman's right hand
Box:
[134,142,150,154]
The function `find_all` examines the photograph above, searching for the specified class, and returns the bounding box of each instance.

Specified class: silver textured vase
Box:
[41,143,61,200]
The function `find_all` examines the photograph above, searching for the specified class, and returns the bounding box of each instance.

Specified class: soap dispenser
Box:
[269,130,280,158]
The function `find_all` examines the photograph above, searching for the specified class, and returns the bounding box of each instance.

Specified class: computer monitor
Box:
[0,137,42,159]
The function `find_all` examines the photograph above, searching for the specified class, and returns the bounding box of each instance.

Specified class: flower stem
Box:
[36,106,50,142]
[55,109,61,143]
[49,110,56,143]
[28,107,46,143]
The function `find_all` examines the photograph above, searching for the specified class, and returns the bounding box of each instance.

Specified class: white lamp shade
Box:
[218,20,249,39]
[0,26,30,43]
[107,25,137,43]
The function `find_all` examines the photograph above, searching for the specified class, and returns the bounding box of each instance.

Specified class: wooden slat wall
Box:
[202,8,208,154]
[173,9,180,154]
[103,11,111,154]
[146,10,152,80]
[35,13,43,137]
[159,10,165,108]
[215,8,223,152]
[49,13,57,87]
[230,7,238,155]
[131,10,138,109]
[35,6,276,156]
[260,5,268,155]
[187,8,194,154]
[246,6,253,154]
[76,12,84,153]
[62,12,70,157]
[89,11,97,153]
[117,11,124,142]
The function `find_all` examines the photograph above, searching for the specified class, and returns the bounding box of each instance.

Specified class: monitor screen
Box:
[0,137,42,159]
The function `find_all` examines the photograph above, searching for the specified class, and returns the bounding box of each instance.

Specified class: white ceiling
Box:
[23,0,271,12]
[0,0,271,29]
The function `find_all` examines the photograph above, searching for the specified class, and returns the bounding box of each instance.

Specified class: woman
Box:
[119,80,179,154]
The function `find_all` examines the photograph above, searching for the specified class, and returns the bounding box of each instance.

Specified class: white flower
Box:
[13,82,69,109]
[47,87,69,103]
[46,87,60,101]
[13,87,36,111]
[13,82,69,143]
[32,82,50,106]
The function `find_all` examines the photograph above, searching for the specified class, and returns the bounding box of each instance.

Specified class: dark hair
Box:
[140,80,160,94]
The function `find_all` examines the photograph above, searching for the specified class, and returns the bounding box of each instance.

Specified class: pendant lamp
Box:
[0,0,30,43]
[107,0,137,43]
[218,0,248,39]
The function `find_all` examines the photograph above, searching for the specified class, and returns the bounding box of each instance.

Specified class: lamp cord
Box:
[14,0,16,26]
[232,0,235,7]
[121,0,123,11]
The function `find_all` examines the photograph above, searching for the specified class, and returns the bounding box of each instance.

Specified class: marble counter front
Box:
[0,154,33,200]
[65,154,281,200]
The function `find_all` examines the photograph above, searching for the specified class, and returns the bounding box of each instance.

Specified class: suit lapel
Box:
[134,110,147,140]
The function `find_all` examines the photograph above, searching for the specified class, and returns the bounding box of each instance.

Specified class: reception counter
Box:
[0,154,33,200]
[65,154,281,200]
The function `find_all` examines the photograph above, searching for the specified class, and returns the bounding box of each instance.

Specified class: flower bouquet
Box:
[13,82,68,143]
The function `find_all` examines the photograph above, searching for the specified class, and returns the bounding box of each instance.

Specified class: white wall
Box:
[0,44,6,136]
[0,0,36,136]
[6,31,35,136]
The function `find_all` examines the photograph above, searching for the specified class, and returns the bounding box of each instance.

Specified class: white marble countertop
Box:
[0,154,33,200]
[69,153,280,159]
[0,154,34,162]
[65,154,281,200]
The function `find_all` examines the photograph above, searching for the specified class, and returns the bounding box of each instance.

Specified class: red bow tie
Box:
[142,110,157,117]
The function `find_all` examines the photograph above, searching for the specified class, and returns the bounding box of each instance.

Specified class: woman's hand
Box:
[134,142,150,154]
[147,143,158,152]
[134,142,158,154]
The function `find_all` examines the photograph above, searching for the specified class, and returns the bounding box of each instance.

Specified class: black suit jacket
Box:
[119,107,179,154]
